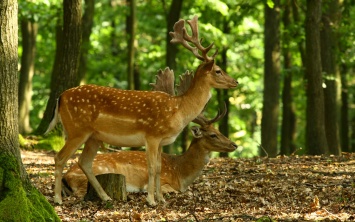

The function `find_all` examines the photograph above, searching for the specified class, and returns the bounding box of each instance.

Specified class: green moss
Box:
[35,133,64,152]
[0,153,60,222]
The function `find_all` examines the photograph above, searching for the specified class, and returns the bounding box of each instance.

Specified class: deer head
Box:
[169,15,238,89]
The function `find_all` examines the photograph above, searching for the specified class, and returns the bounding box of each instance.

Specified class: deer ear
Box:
[203,60,215,72]
[191,126,203,138]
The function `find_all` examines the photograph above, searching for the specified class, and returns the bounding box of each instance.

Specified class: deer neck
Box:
[178,74,212,125]
[171,139,210,191]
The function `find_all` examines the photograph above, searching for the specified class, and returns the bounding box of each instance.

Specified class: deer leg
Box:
[54,135,89,204]
[145,139,160,206]
[155,145,165,203]
[78,137,111,202]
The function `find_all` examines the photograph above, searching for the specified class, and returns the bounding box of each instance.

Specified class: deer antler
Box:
[150,67,176,96]
[193,102,227,127]
[176,70,194,96]
[169,15,218,62]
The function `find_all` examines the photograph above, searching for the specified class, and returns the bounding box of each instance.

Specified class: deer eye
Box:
[216,70,222,75]
[210,134,218,138]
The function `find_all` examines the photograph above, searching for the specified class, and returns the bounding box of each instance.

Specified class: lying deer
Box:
[62,107,237,197]
[45,15,238,206]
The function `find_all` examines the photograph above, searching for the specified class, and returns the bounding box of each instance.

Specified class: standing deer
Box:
[62,108,237,197]
[46,15,238,206]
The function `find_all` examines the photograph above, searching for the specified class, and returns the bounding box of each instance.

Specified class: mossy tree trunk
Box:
[0,0,60,221]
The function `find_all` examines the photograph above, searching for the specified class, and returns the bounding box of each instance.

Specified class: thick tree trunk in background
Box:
[77,0,95,85]
[261,0,280,157]
[305,0,329,155]
[321,0,341,155]
[36,0,82,134]
[126,0,136,90]
[18,19,37,135]
[280,2,296,155]
[164,0,183,154]
[0,1,59,220]
[165,0,183,71]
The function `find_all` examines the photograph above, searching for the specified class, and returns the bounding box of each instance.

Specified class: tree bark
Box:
[321,0,341,155]
[126,0,136,90]
[218,17,232,158]
[305,0,329,155]
[35,0,82,134]
[165,0,183,70]
[18,19,37,135]
[164,0,183,154]
[77,0,95,85]
[340,64,349,152]
[0,1,59,220]
[261,0,281,157]
[291,0,306,68]
[280,1,296,155]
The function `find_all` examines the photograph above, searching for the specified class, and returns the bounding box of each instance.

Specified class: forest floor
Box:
[21,150,355,222]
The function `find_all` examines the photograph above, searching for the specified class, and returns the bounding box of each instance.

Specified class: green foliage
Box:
[0,153,60,222]
[19,134,27,147]
[35,131,64,152]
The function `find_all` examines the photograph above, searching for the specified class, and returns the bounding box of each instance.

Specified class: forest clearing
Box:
[22,150,355,221]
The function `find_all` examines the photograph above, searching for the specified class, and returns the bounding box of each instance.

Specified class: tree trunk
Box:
[77,0,95,85]
[305,0,329,155]
[218,88,231,157]
[261,0,281,157]
[218,17,232,157]
[340,64,349,152]
[110,0,119,57]
[85,174,127,201]
[321,0,341,155]
[280,1,296,155]
[126,0,136,90]
[164,0,183,154]
[18,19,37,135]
[165,0,183,70]
[35,0,82,134]
[291,0,306,68]
[0,1,59,220]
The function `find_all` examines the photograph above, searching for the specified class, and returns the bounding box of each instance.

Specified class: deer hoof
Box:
[54,196,62,205]
[157,195,166,203]
[146,197,157,206]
